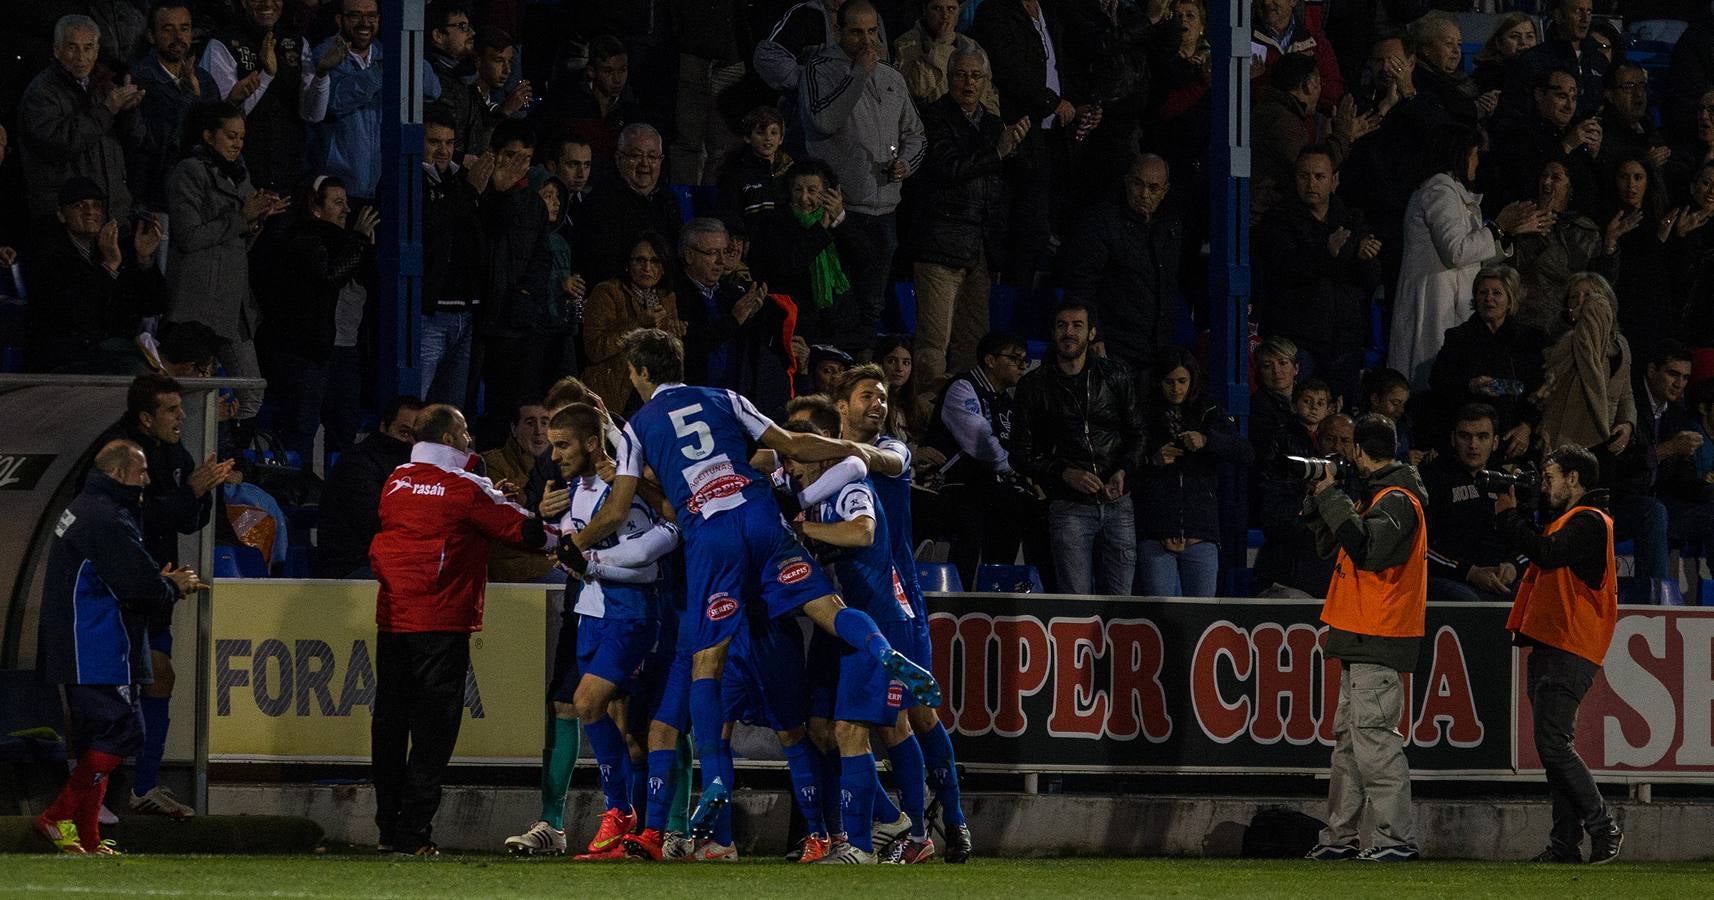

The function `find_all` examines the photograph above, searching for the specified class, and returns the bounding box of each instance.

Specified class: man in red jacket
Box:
[368,404,549,856]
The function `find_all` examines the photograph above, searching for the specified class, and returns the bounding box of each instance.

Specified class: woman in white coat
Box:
[1388,126,1551,387]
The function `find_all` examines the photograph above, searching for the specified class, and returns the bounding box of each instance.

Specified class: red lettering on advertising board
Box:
[1251,623,1321,745]
[993,617,1051,737]
[1107,619,1172,742]
[955,614,995,735]
[1191,621,1252,743]
[1411,626,1484,748]
[1047,618,1107,739]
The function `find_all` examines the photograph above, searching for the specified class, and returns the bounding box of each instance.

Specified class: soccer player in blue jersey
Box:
[832,364,974,861]
[563,329,941,842]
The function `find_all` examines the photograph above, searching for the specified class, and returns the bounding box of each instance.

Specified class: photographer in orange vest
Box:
[1493,444,1623,865]
[1303,413,1426,863]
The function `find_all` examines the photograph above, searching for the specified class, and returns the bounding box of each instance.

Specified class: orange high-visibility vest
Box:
[1508,505,1618,665]
[1321,486,1428,638]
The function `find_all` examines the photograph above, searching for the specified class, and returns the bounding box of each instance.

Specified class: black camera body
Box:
[1282,454,1354,483]
[1474,466,1539,494]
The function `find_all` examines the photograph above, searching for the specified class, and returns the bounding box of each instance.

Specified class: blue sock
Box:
[714,739,735,846]
[920,722,966,827]
[782,741,827,837]
[887,736,927,838]
[819,749,844,836]
[583,716,632,813]
[134,694,170,794]
[688,679,730,797]
[870,762,900,823]
[840,754,878,852]
[628,760,648,821]
[645,748,678,832]
[833,608,893,662]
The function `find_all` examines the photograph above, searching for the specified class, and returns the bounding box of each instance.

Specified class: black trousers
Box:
[939,480,1051,591]
[1526,643,1613,853]
[372,631,470,848]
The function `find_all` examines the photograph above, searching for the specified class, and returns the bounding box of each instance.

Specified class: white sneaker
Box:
[817,842,876,864]
[129,786,195,819]
[871,812,911,853]
[504,820,566,856]
[689,839,737,861]
[662,831,694,860]
[98,803,119,826]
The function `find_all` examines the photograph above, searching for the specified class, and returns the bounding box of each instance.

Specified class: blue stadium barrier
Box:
[989,284,1020,335]
[891,281,918,334]
[213,545,242,579]
[670,184,696,224]
[917,562,964,593]
[975,564,1044,593]
[232,544,268,578]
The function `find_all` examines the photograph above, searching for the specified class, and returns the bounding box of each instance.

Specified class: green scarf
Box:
[793,207,850,310]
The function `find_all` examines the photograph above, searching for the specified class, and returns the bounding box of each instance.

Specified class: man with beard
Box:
[1422,404,1527,603]
[485,399,558,583]
[202,0,311,192]
[1494,445,1622,864]
[424,1,479,159]
[127,2,217,220]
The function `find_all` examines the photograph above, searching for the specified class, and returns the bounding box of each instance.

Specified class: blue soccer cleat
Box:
[687,777,731,842]
[881,649,942,708]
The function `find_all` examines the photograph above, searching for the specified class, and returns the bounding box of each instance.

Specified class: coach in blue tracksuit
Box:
[35,439,202,854]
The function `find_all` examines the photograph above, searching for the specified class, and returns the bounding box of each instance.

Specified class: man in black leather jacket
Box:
[314,395,421,578]
[1013,302,1148,595]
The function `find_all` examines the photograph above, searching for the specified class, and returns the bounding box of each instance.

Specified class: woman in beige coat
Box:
[581,232,682,411]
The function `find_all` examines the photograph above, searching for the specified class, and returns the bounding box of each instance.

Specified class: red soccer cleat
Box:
[622,827,665,861]
[584,807,638,854]
[797,833,833,864]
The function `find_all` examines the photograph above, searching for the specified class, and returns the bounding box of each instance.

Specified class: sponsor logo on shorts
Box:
[779,559,812,585]
[706,593,739,621]
[887,681,905,708]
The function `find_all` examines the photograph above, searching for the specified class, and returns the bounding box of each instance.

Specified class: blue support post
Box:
[378,0,426,401]
[1209,0,1253,595]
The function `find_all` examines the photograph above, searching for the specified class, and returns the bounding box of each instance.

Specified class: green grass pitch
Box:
[4,856,1714,899]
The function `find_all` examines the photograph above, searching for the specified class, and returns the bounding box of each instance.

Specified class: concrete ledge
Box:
[209,784,1714,860]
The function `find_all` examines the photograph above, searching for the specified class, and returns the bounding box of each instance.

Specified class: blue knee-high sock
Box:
[887,736,927,838]
[782,742,828,837]
[714,739,735,846]
[833,608,893,662]
[819,749,845,837]
[583,716,632,813]
[628,761,648,822]
[688,679,730,797]
[134,695,170,794]
[920,721,966,827]
[645,748,678,832]
[840,755,878,853]
[870,762,900,823]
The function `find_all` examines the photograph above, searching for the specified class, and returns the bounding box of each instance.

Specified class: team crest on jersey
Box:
[706,592,739,621]
[778,559,811,584]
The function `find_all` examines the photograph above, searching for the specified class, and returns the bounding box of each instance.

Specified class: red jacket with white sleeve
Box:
[370,442,548,633]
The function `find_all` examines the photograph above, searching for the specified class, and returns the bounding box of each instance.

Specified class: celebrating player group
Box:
[512,327,972,865]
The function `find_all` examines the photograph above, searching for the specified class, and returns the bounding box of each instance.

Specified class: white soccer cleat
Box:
[504,820,567,856]
[98,803,119,826]
[129,786,195,819]
[871,812,912,853]
[663,831,694,860]
[688,839,738,861]
[816,842,877,864]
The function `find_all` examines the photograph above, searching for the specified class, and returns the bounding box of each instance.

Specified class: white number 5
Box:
[669,405,715,460]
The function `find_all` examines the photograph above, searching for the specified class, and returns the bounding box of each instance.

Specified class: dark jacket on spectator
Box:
[165,149,259,342]
[314,429,411,577]
[1428,313,1546,444]
[1253,195,1381,362]
[17,63,134,220]
[970,0,1082,172]
[535,81,651,184]
[1250,85,1330,220]
[126,54,218,210]
[1059,201,1182,372]
[575,179,684,287]
[1499,33,1607,129]
[94,414,212,576]
[1013,356,1148,503]
[676,273,796,416]
[262,215,369,361]
[671,0,752,62]
[204,21,308,192]
[748,205,870,348]
[1665,19,1714,140]
[25,227,167,372]
[715,146,789,224]
[1421,450,1525,585]
[480,179,554,337]
[422,161,485,314]
[1248,388,1296,461]
[1634,375,1704,502]
[914,94,1009,270]
[1483,119,1602,212]
[1138,398,1252,543]
[1414,63,1482,127]
[427,48,481,157]
[1511,213,1610,337]
[1252,418,1338,594]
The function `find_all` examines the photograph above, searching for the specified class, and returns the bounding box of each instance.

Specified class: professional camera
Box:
[1474,466,1539,495]
[1282,454,1354,483]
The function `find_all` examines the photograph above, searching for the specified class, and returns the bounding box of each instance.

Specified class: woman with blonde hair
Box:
[1532,272,1635,453]
[1429,264,1545,461]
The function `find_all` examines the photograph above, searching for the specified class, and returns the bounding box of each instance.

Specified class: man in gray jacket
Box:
[800,0,924,355]
[18,14,143,223]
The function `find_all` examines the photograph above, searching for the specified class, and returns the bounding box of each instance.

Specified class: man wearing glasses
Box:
[1600,62,1668,167]
[576,123,683,285]
[1498,0,1605,127]
[926,330,1046,590]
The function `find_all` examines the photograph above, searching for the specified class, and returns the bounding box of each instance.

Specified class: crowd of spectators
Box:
[9,0,1714,603]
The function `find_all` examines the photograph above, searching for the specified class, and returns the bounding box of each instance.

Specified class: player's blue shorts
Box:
[549,611,581,704]
[576,616,656,691]
[628,623,679,733]
[722,618,809,733]
[902,614,932,669]
[834,618,919,727]
[805,627,842,721]
[650,650,694,733]
[684,504,836,652]
[64,683,144,758]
